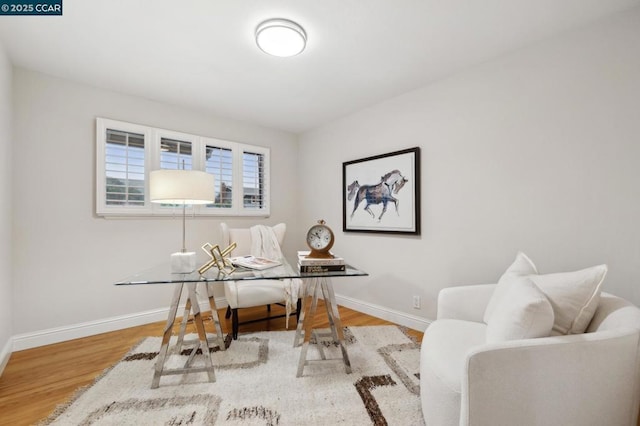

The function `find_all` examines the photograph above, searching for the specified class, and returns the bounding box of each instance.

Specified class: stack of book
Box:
[297,251,346,272]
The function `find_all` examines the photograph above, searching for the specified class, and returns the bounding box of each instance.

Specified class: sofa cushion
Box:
[486,276,554,343]
[484,252,538,324]
[484,252,607,335]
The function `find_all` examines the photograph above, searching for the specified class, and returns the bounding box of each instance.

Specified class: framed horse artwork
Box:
[343,147,420,235]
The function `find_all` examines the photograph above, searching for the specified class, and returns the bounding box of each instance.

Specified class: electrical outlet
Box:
[412,295,421,309]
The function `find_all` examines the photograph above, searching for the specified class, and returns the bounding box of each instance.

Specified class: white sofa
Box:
[420,283,640,426]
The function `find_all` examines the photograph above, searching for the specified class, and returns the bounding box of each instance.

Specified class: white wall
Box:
[11,69,299,341]
[0,43,13,372]
[299,8,640,321]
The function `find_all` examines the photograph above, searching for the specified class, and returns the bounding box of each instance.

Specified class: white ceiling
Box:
[0,0,638,133]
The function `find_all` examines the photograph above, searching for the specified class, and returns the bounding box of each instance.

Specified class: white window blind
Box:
[96,118,270,217]
[160,137,193,171]
[243,151,265,209]
[105,129,145,207]
[205,145,233,209]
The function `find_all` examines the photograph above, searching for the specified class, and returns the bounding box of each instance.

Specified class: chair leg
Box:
[230,303,298,339]
[232,308,239,340]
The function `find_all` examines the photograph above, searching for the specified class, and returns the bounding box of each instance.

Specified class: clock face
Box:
[307,225,333,251]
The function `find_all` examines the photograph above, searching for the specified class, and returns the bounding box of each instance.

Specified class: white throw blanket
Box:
[250,225,301,328]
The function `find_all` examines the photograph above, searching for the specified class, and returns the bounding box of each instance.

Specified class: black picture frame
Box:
[343,147,420,235]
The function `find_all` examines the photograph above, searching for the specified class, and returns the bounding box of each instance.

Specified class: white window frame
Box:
[96,118,271,217]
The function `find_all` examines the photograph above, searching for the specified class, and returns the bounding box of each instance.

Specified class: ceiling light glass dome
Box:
[255,18,307,57]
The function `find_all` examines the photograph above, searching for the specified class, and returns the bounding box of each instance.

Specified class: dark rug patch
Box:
[123,352,158,361]
[226,406,280,425]
[355,375,397,426]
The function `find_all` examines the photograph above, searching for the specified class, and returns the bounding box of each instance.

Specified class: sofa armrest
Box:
[437,284,496,322]
[461,329,640,426]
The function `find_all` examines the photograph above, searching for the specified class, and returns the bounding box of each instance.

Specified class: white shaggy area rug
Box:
[43,325,424,425]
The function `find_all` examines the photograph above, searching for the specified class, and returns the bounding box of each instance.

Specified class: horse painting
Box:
[347,169,408,221]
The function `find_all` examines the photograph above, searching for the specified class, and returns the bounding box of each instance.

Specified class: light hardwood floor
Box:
[0,302,423,425]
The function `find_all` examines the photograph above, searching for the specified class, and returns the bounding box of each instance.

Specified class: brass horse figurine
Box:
[347,170,408,221]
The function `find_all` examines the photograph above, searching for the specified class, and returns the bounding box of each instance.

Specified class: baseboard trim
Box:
[0,337,12,376]
[11,297,230,351]
[11,307,169,351]
[334,293,431,332]
[10,294,430,351]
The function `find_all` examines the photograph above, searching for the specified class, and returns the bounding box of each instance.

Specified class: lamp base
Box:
[171,252,196,273]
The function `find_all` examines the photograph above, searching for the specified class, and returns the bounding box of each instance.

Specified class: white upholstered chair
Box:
[221,223,301,339]
[420,285,640,426]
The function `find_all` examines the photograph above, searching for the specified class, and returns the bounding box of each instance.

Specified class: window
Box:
[243,150,266,209]
[204,142,233,209]
[160,137,193,171]
[105,129,145,207]
[96,118,270,217]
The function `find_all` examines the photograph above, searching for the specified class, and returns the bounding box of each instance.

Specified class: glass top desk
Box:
[116,258,368,387]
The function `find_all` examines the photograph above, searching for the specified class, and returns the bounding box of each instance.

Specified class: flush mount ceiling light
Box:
[255,18,307,57]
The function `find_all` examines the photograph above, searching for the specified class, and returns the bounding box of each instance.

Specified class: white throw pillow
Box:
[484,252,607,335]
[529,264,607,335]
[483,252,538,324]
[486,276,554,343]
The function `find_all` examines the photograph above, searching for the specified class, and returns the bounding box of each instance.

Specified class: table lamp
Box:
[150,169,215,273]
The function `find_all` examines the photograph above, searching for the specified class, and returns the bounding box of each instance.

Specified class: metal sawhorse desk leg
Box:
[294,277,352,377]
[151,281,226,389]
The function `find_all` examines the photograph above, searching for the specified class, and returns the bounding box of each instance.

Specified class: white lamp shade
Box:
[149,170,215,205]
